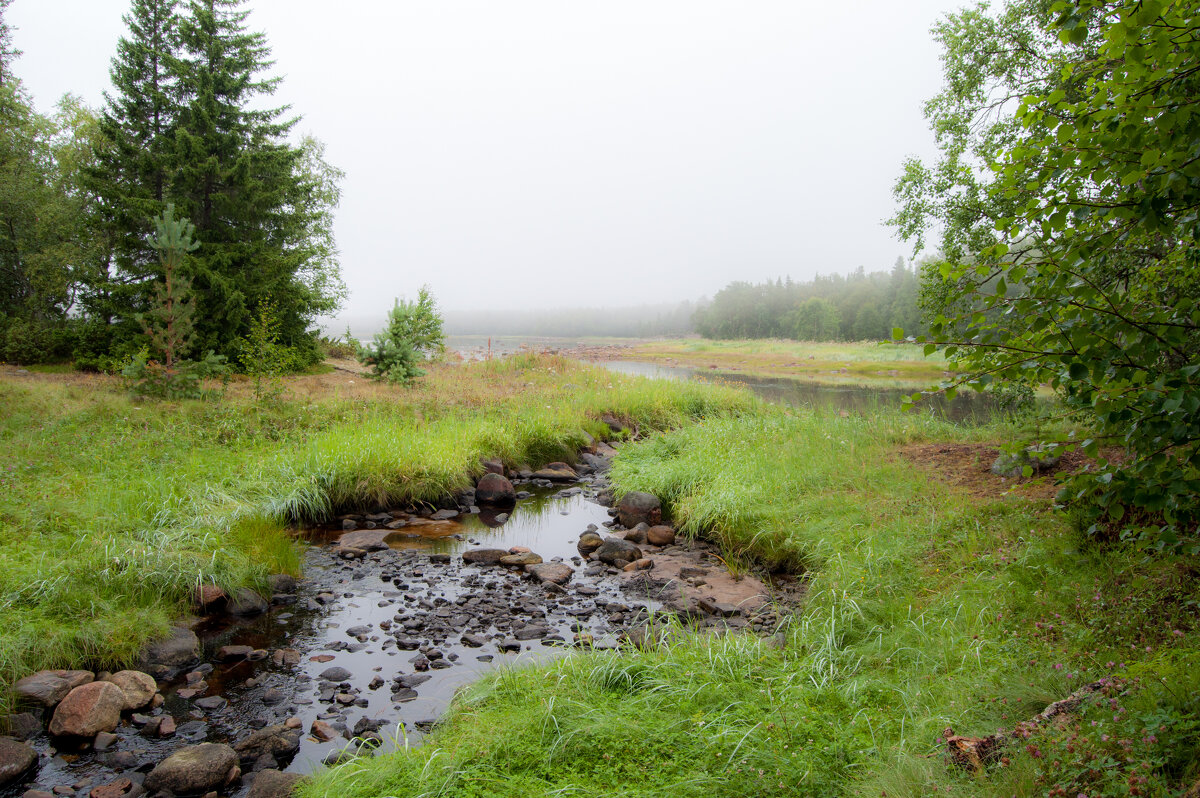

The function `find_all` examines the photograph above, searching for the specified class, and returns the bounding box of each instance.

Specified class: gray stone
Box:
[267,574,297,594]
[249,769,305,798]
[0,737,37,788]
[319,667,352,682]
[234,724,301,763]
[4,713,40,741]
[531,463,577,481]
[139,627,201,677]
[461,548,507,566]
[144,743,238,795]
[228,588,268,616]
[13,670,94,708]
[528,562,573,585]
[102,670,157,710]
[595,538,643,567]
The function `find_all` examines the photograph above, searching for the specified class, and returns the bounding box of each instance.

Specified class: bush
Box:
[122,349,230,400]
[357,286,445,385]
[238,301,300,403]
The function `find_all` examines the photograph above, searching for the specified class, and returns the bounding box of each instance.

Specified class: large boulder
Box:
[0,737,37,788]
[103,670,157,710]
[233,724,301,764]
[228,588,268,616]
[144,743,239,795]
[647,525,677,546]
[475,473,516,505]
[249,769,306,798]
[617,492,662,528]
[596,538,643,567]
[13,670,92,708]
[139,626,201,678]
[48,681,126,737]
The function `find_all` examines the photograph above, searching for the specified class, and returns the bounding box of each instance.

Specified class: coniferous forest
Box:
[0,0,344,368]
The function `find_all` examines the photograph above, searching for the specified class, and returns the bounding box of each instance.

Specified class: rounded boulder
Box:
[144,743,239,795]
[475,472,516,505]
[48,681,126,737]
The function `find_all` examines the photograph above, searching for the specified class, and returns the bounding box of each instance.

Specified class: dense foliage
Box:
[693,259,925,342]
[893,0,1200,549]
[357,286,446,384]
[0,0,344,367]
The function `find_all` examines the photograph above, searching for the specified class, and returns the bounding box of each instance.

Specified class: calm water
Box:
[600,360,1001,423]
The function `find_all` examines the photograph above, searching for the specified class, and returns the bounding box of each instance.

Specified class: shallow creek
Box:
[15,475,772,797]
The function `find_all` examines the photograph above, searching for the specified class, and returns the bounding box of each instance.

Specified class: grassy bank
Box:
[300,407,1200,797]
[0,355,753,702]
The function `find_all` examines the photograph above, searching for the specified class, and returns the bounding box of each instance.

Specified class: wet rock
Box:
[4,713,40,741]
[101,670,157,710]
[262,688,285,705]
[49,681,125,737]
[430,509,458,521]
[234,724,302,763]
[13,673,71,708]
[617,492,662,527]
[86,776,133,798]
[528,563,573,585]
[0,737,37,788]
[342,518,358,531]
[394,673,431,689]
[159,716,177,737]
[647,525,676,546]
[21,790,54,798]
[623,558,654,572]
[318,667,352,682]
[333,546,366,560]
[462,548,507,566]
[576,531,604,555]
[267,574,297,594]
[499,552,543,566]
[480,457,504,475]
[698,598,741,618]
[513,625,550,640]
[249,770,305,798]
[309,720,336,742]
[271,648,300,668]
[143,743,238,795]
[596,538,643,567]
[192,583,227,612]
[229,588,269,616]
[336,530,389,551]
[139,627,201,677]
[460,633,488,647]
[475,473,516,505]
[531,463,577,481]
[195,696,227,712]
[218,645,253,661]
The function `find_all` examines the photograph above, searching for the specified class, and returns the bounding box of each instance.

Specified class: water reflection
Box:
[601,360,1001,424]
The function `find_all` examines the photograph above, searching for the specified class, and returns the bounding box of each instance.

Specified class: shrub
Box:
[357,286,446,385]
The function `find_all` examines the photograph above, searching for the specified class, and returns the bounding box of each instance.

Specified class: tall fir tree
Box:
[86,0,181,345]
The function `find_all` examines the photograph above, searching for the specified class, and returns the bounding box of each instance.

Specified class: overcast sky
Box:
[7,0,965,326]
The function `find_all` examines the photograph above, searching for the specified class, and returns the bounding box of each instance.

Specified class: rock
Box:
[267,574,297,594]
[531,463,577,481]
[234,724,302,763]
[159,716,177,737]
[528,563,573,585]
[576,531,604,555]
[139,627,201,677]
[430,509,458,521]
[218,645,253,661]
[102,671,157,710]
[480,457,505,475]
[333,546,366,560]
[475,473,516,505]
[4,713,40,741]
[249,770,305,798]
[595,538,643,567]
[13,673,70,708]
[0,737,37,788]
[336,530,389,551]
[192,583,227,611]
[513,625,550,640]
[342,518,358,531]
[617,492,662,527]
[309,720,336,741]
[144,743,238,795]
[195,696,227,712]
[461,548,507,566]
[698,598,740,618]
[21,791,53,798]
[499,552,543,566]
[600,413,627,433]
[271,649,301,668]
[647,525,676,545]
[228,588,268,616]
[460,633,488,648]
[319,667,352,682]
[623,558,654,572]
[49,681,126,737]
[624,523,649,544]
[87,776,133,798]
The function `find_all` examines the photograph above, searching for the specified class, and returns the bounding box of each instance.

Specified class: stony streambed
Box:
[2,449,792,798]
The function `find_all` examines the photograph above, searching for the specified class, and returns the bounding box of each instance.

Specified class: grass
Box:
[596,338,953,386]
[300,403,1200,798]
[0,355,753,704]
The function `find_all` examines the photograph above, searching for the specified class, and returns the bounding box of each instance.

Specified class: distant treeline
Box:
[442,302,699,339]
[693,260,925,341]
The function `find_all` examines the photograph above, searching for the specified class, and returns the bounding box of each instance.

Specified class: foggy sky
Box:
[8,1,965,328]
